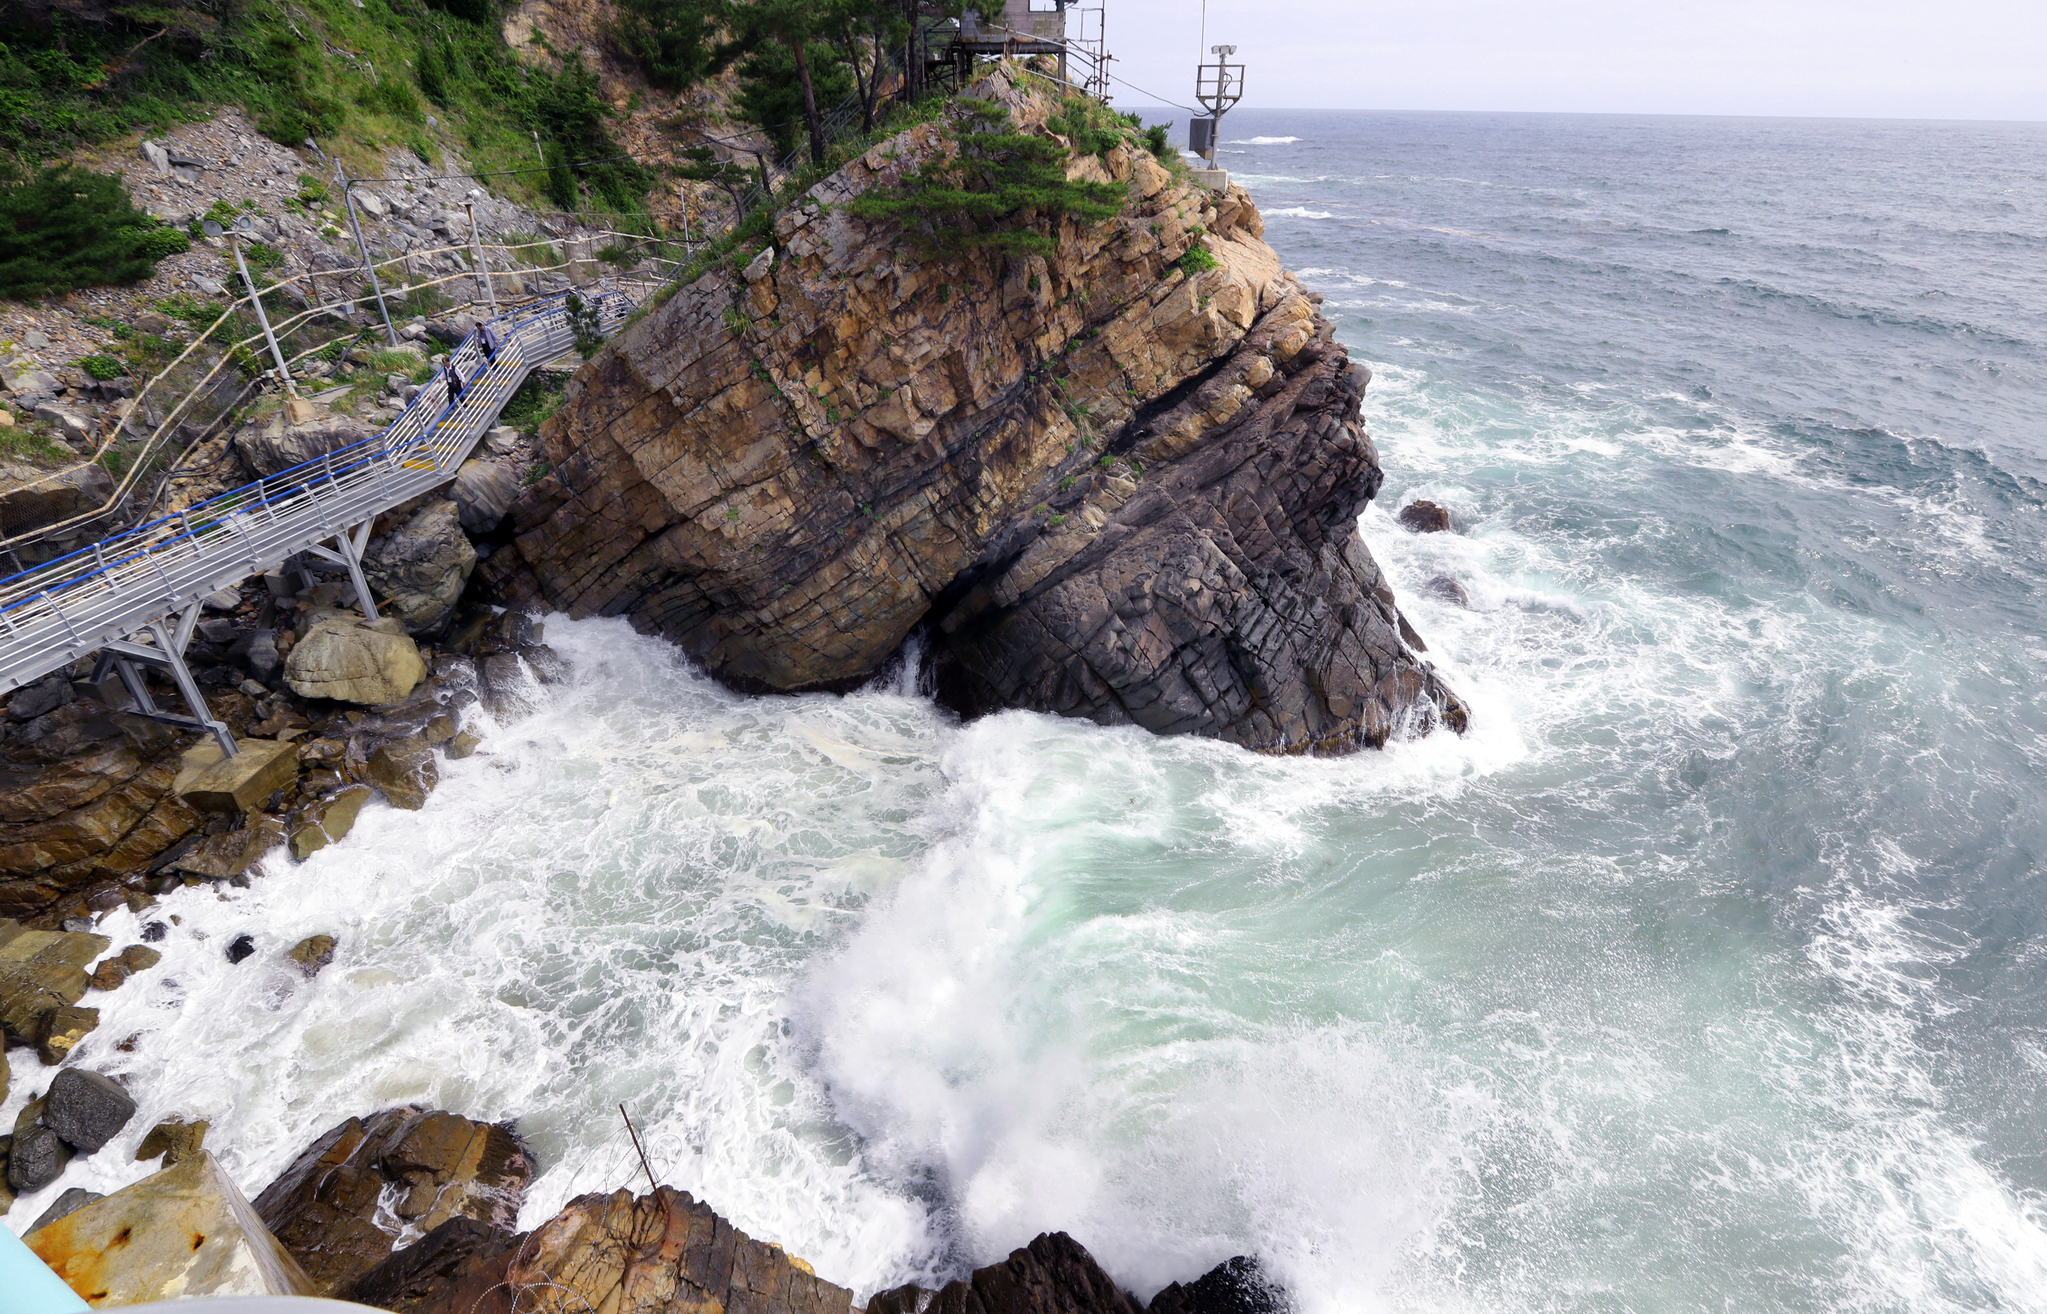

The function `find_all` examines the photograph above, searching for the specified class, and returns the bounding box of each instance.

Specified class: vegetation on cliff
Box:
[0,0,639,211]
[0,161,174,298]
[847,96,1128,256]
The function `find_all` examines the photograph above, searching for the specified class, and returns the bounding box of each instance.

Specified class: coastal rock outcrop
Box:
[484,66,1464,754]
[26,1151,317,1302]
[252,1106,535,1295]
[284,616,428,704]
[362,500,478,634]
[354,1185,859,1314]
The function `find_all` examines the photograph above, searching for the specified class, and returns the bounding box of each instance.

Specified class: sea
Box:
[8,110,2047,1314]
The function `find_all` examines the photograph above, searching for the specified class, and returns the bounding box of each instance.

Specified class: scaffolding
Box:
[926,0,1112,101]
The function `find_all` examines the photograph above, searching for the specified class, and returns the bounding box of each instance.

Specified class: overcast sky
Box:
[1094,0,2047,121]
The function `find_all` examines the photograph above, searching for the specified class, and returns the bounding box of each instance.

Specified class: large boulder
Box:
[42,1067,137,1154]
[363,500,477,634]
[173,735,300,812]
[236,413,381,479]
[252,1106,534,1295]
[484,68,1462,754]
[26,1151,318,1302]
[367,739,437,810]
[1147,1256,1289,1314]
[0,457,112,538]
[0,917,109,1046]
[285,616,427,704]
[8,1121,70,1192]
[451,459,521,533]
[867,1233,1140,1314]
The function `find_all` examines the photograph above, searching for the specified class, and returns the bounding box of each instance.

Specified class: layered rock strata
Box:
[252,1106,535,1295]
[485,66,1464,754]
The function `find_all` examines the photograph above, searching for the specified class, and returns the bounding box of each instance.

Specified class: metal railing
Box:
[0,286,636,694]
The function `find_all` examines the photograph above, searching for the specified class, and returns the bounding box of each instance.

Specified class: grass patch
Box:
[499,371,566,431]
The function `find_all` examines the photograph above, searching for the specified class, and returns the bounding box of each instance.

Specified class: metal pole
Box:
[337,159,400,348]
[231,234,308,423]
[466,201,497,315]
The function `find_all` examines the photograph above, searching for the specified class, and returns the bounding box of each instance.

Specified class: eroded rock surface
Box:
[360,1186,855,1314]
[27,1151,317,1302]
[487,68,1461,753]
[252,1106,534,1295]
[362,500,477,634]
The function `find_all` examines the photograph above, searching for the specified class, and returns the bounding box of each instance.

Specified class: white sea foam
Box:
[1229,136,1303,145]
[1266,207,1336,220]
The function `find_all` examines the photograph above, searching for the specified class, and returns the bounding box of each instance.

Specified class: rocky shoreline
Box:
[1,63,1474,1312]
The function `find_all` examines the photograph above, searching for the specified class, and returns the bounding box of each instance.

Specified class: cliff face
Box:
[488,68,1465,753]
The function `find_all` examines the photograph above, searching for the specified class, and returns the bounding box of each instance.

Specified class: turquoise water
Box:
[10,111,2047,1313]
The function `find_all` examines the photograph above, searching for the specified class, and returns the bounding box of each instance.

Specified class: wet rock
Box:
[1397,499,1452,533]
[363,500,476,634]
[137,1117,210,1165]
[1146,1257,1288,1314]
[8,1121,70,1192]
[477,652,533,717]
[290,784,373,859]
[446,729,482,759]
[517,643,569,684]
[287,933,337,978]
[368,739,437,810]
[37,1002,99,1063]
[174,735,300,812]
[86,941,163,993]
[26,1151,318,1300]
[253,1106,535,1295]
[44,1067,137,1153]
[871,1232,1141,1314]
[172,814,286,880]
[1422,577,1469,611]
[451,459,520,533]
[236,413,380,479]
[285,616,427,704]
[27,1185,105,1233]
[226,933,257,964]
[346,1216,518,1314]
[0,918,108,1046]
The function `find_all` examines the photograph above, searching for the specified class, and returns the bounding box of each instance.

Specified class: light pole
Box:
[1189,43,1245,186]
[335,157,401,348]
[465,200,497,316]
[208,215,313,423]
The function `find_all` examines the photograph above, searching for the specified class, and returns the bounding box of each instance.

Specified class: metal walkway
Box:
[0,287,636,752]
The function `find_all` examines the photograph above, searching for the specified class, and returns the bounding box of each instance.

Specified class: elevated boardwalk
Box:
[0,286,636,751]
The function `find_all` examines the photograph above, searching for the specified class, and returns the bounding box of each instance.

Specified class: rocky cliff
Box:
[485,66,1465,754]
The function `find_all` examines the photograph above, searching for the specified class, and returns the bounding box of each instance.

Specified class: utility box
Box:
[1188,116,1218,158]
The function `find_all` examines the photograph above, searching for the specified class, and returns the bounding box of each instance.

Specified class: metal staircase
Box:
[0,287,636,753]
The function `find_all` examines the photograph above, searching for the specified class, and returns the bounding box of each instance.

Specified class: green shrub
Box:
[1178,246,1221,276]
[849,100,1127,259]
[79,354,126,380]
[0,163,163,298]
[139,226,191,259]
[1143,124,1173,163]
